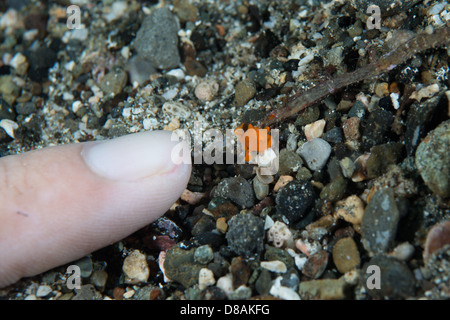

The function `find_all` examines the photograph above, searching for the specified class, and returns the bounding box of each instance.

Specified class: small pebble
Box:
[253,176,269,200]
[304,119,326,141]
[334,195,365,230]
[122,250,150,284]
[226,214,265,256]
[332,237,360,274]
[270,276,300,300]
[297,138,332,171]
[230,256,251,289]
[423,221,450,261]
[184,59,208,77]
[267,221,293,248]
[362,255,415,299]
[100,68,128,95]
[302,250,329,279]
[339,157,355,178]
[278,149,303,175]
[198,268,215,290]
[234,79,256,106]
[228,285,252,300]
[342,117,360,141]
[211,177,255,208]
[299,278,348,300]
[273,175,294,192]
[389,242,415,261]
[361,108,394,150]
[216,274,233,296]
[164,246,202,288]
[261,260,287,273]
[415,120,450,198]
[264,245,295,269]
[133,7,180,69]
[361,188,400,256]
[90,270,108,292]
[194,245,214,265]
[296,167,312,181]
[216,217,228,234]
[275,180,315,224]
[195,79,219,101]
[320,176,347,202]
[255,269,272,296]
[36,285,53,298]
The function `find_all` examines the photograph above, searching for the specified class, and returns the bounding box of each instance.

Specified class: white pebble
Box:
[122,250,150,284]
[195,79,219,101]
[267,221,293,248]
[0,119,18,139]
[261,260,287,273]
[304,119,326,141]
[198,268,216,290]
[162,87,179,100]
[162,101,191,118]
[216,273,233,296]
[166,68,185,80]
[297,138,332,171]
[8,52,26,70]
[269,276,300,300]
[123,289,135,299]
[36,285,53,298]
[389,242,415,261]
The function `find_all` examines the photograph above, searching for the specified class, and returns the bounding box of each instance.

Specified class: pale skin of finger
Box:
[0,132,191,287]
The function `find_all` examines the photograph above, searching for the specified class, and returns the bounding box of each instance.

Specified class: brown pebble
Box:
[273,175,294,192]
[375,82,389,97]
[342,117,360,141]
[334,195,365,231]
[216,217,228,233]
[305,215,336,233]
[113,287,125,300]
[181,189,206,205]
[230,256,251,289]
[423,221,450,261]
[150,288,162,300]
[302,250,329,279]
[332,237,360,274]
[184,58,208,77]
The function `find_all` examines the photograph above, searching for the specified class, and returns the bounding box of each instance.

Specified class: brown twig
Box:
[258,26,450,127]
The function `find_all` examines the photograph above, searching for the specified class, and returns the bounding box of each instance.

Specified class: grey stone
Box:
[73,255,93,278]
[211,177,255,208]
[194,245,214,265]
[320,176,347,202]
[164,246,202,288]
[226,213,265,256]
[253,176,269,200]
[134,7,180,70]
[361,188,400,256]
[100,68,128,95]
[15,101,36,115]
[415,120,450,198]
[276,180,315,223]
[90,270,108,292]
[234,80,256,106]
[362,255,415,299]
[278,148,303,175]
[297,138,332,171]
[0,98,16,120]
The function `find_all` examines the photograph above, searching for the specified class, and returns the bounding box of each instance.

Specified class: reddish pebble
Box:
[423,221,450,261]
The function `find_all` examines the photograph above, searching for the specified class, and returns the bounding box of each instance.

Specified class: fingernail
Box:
[81,130,182,181]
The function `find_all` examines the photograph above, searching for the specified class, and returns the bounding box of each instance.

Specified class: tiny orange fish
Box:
[234,123,272,162]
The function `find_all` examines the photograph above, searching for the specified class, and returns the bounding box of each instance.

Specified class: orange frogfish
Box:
[234,123,272,162]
